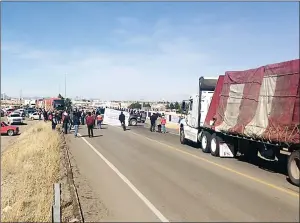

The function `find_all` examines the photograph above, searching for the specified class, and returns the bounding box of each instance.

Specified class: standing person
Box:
[69,111,74,132]
[86,112,94,138]
[92,111,96,128]
[48,112,53,121]
[77,110,81,124]
[38,112,42,120]
[150,113,157,132]
[156,114,162,133]
[57,111,61,124]
[43,110,48,122]
[161,115,167,133]
[63,112,70,134]
[51,113,57,130]
[72,112,80,137]
[119,112,126,131]
[96,113,103,129]
[81,111,85,125]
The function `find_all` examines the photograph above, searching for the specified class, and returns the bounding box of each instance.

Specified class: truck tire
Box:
[210,133,221,157]
[129,119,137,126]
[7,130,14,136]
[287,150,300,186]
[180,128,187,144]
[201,131,211,153]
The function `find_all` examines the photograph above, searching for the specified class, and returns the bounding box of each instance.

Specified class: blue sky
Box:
[1,2,299,100]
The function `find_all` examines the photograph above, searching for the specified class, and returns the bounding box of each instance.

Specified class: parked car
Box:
[5,108,15,116]
[29,112,43,120]
[25,108,36,118]
[16,108,25,115]
[1,121,19,136]
[1,109,4,117]
[7,112,24,124]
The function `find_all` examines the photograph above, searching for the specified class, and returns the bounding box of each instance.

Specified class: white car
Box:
[7,112,23,124]
[29,112,43,120]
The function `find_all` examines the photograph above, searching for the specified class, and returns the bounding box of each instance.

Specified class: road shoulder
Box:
[65,127,161,222]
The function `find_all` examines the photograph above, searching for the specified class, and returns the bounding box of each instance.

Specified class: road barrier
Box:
[114,108,182,124]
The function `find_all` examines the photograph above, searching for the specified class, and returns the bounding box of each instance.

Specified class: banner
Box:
[103,108,129,126]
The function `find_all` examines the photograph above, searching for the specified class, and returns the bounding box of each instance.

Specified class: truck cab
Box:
[179,76,220,144]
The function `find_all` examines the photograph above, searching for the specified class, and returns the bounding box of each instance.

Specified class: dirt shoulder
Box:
[65,134,109,222]
[1,122,83,222]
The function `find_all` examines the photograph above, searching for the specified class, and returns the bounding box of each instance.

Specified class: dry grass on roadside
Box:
[1,122,62,222]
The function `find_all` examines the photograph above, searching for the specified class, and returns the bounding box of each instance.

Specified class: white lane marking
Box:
[77,133,169,222]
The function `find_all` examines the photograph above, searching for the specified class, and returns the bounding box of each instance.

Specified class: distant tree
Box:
[174,101,180,110]
[169,103,175,110]
[65,98,72,111]
[58,94,64,99]
[165,103,170,109]
[128,102,142,109]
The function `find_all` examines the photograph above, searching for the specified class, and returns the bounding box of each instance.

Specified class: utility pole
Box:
[64,73,67,98]
[20,89,22,106]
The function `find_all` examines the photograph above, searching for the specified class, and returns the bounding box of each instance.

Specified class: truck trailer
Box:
[179,59,300,186]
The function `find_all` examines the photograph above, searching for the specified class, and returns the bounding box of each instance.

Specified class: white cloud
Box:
[116,16,139,27]
[2,16,298,100]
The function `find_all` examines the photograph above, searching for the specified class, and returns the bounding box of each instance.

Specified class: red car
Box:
[1,122,19,136]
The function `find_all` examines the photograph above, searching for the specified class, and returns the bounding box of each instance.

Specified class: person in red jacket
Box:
[86,112,94,138]
[161,115,167,133]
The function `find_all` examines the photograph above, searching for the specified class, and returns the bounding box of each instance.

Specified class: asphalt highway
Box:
[67,124,299,222]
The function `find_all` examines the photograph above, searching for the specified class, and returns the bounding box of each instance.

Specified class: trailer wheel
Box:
[210,133,221,157]
[180,129,187,144]
[201,131,211,153]
[287,150,300,187]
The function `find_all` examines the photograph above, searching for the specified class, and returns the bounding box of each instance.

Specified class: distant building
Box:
[23,99,36,107]
[151,103,166,111]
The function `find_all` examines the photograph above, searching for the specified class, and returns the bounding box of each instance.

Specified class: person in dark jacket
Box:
[63,113,70,134]
[72,112,80,137]
[150,113,157,132]
[119,112,125,125]
[43,110,48,122]
[51,113,57,130]
[81,111,85,125]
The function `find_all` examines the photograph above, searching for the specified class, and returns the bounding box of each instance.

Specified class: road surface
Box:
[67,124,299,222]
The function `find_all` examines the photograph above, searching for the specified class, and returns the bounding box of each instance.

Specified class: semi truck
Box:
[43,98,65,111]
[179,59,300,186]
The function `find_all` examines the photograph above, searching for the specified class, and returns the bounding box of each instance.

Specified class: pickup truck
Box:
[128,113,146,126]
[1,122,19,136]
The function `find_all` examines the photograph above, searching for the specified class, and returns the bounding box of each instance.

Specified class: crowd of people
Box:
[149,113,167,133]
[41,109,103,138]
[39,108,170,137]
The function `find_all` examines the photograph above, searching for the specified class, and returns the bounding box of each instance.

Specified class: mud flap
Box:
[219,142,234,158]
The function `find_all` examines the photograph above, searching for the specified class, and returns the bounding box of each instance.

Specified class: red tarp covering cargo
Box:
[214,59,300,145]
